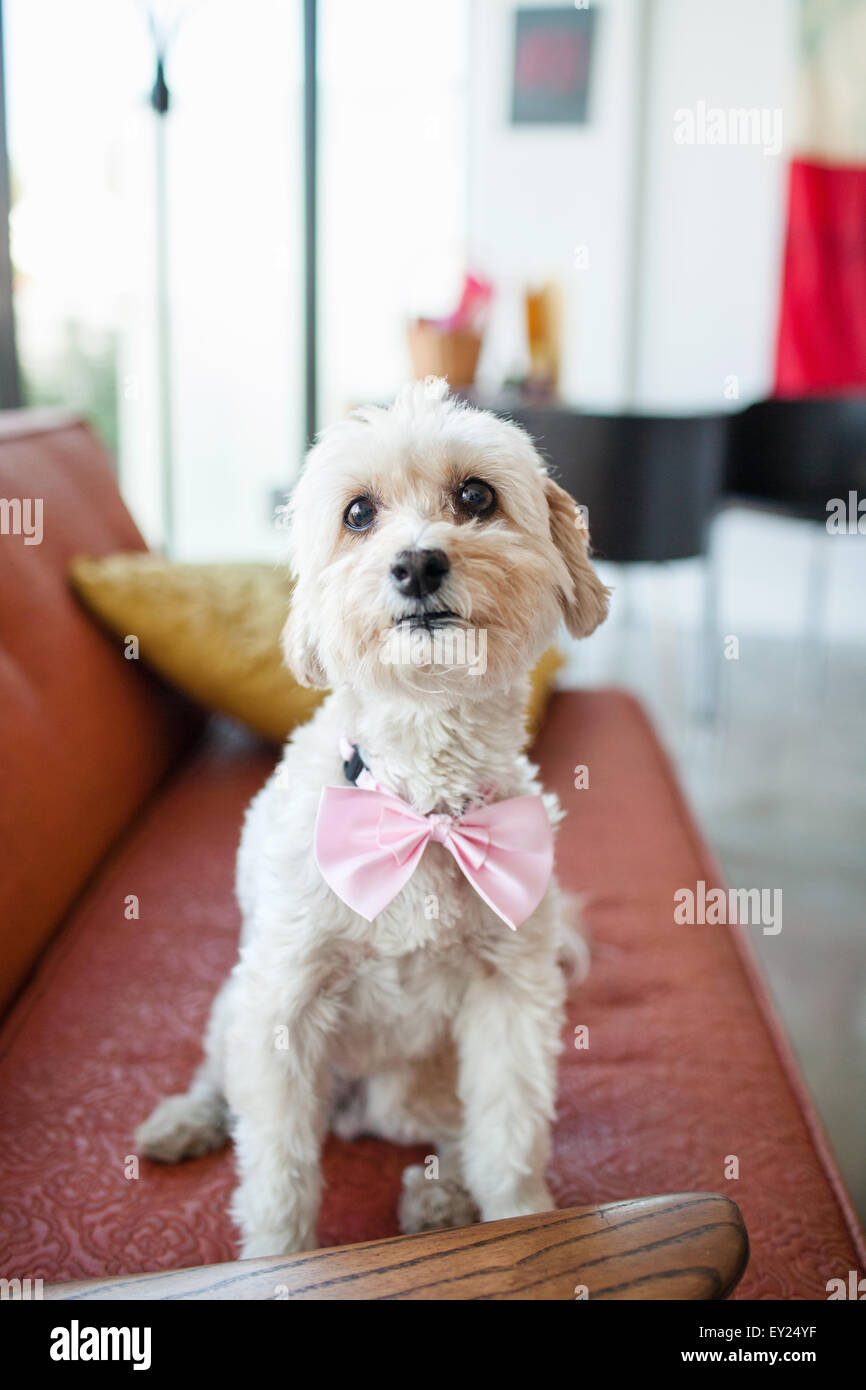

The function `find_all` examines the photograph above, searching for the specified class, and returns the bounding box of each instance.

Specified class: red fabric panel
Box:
[0,693,862,1296]
[775,159,866,395]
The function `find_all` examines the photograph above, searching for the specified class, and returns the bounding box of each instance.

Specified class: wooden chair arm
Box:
[45,1192,748,1301]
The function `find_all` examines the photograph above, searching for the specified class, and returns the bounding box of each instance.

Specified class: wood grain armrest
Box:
[45,1192,748,1301]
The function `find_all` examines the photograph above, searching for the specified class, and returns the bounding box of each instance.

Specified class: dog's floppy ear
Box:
[545,477,610,638]
[281,593,329,689]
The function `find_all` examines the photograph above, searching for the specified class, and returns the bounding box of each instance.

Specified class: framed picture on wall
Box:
[511,5,597,125]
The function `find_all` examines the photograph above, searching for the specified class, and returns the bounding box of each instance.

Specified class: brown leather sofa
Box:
[0,412,863,1298]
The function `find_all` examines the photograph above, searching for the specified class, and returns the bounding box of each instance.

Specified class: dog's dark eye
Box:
[456,478,496,518]
[343,496,377,532]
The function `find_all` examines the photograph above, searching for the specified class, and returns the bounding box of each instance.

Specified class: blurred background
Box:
[0,0,863,1215]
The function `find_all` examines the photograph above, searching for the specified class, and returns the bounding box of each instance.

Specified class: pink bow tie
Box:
[314,785,554,930]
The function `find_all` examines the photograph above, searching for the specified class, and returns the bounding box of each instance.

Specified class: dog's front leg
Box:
[454,958,564,1222]
[225,953,339,1259]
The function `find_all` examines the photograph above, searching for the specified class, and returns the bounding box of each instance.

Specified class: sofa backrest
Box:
[0,411,201,1014]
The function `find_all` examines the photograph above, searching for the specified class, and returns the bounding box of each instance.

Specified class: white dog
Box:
[137,378,608,1258]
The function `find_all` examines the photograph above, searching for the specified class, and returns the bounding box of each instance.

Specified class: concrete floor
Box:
[561,510,866,1226]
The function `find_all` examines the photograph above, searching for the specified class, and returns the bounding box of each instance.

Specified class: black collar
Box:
[343,743,366,786]
[343,742,480,817]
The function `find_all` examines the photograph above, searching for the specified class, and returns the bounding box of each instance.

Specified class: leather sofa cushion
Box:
[0,414,201,1013]
[0,689,862,1297]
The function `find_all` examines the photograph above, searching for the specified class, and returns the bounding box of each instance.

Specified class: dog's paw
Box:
[480,1180,554,1222]
[135,1092,228,1163]
[240,1229,316,1260]
[398,1164,478,1234]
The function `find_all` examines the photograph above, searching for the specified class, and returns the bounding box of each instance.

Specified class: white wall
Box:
[467,0,798,413]
[467,0,641,408]
[635,0,796,411]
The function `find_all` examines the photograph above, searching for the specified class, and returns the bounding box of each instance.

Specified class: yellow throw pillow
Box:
[525,642,563,742]
[69,554,560,745]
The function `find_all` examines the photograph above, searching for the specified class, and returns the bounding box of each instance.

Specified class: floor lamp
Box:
[142,2,196,554]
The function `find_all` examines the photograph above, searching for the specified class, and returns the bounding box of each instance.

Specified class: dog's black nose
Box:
[390,548,450,599]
